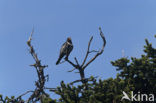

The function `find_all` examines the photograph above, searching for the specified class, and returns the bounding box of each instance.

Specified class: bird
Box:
[56,37,73,65]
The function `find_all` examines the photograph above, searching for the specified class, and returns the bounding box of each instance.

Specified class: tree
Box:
[111,35,156,102]
[0,29,155,103]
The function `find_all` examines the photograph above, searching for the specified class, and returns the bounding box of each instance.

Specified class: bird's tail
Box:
[56,57,61,65]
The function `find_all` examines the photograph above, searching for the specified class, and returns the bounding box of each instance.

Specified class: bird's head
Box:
[67,37,72,43]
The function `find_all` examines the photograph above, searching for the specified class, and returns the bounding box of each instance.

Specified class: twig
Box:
[16,91,34,100]
[61,27,106,85]
[44,87,57,92]
[81,36,93,67]
[74,57,79,66]
[83,27,106,69]
[70,76,98,85]
[26,28,49,102]
[68,68,77,72]
[59,60,66,64]
[89,50,99,53]
[66,59,78,68]
[70,79,82,85]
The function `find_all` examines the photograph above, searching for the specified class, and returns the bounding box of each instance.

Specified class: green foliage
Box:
[0,95,24,103]
[42,97,57,103]
[111,37,156,94]
[1,36,155,103]
[55,76,131,103]
[55,36,156,103]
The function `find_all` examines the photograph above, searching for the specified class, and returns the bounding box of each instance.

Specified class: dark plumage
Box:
[56,37,73,65]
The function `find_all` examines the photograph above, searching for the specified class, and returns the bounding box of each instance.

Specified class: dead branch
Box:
[63,27,106,85]
[16,90,34,100]
[44,87,57,92]
[66,59,79,68]
[88,50,99,53]
[26,29,49,102]
[74,57,79,66]
[83,27,106,69]
[68,68,77,72]
[70,76,98,85]
[81,36,93,67]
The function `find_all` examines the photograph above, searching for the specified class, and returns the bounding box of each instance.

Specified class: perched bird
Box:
[56,37,73,65]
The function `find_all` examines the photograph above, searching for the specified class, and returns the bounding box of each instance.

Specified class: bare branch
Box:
[27,27,34,47]
[74,57,79,66]
[59,60,66,64]
[16,90,34,100]
[68,68,77,72]
[83,27,106,69]
[81,36,93,67]
[70,76,98,85]
[89,50,99,53]
[70,79,82,85]
[26,28,49,102]
[61,27,106,85]
[66,59,78,68]
[44,87,57,92]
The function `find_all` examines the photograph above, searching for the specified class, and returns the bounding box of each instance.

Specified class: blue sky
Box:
[0,0,156,99]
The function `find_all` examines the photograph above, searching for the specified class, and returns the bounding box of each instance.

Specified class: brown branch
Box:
[70,76,98,85]
[89,50,99,53]
[70,79,82,85]
[74,57,79,66]
[44,87,57,92]
[81,36,93,67]
[59,60,66,64]
[83,27,106,69]
[26,28,49,102]
[66,59,78,68]
[68,68,77,72]
[62,27,106,85]
[16,90,34,100]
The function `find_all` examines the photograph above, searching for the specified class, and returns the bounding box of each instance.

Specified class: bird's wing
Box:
[66,42,73,53]
[60,42,67,54]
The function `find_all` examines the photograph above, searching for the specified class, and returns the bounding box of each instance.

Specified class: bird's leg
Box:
[65,56,68,60]
[65,52,69,60]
